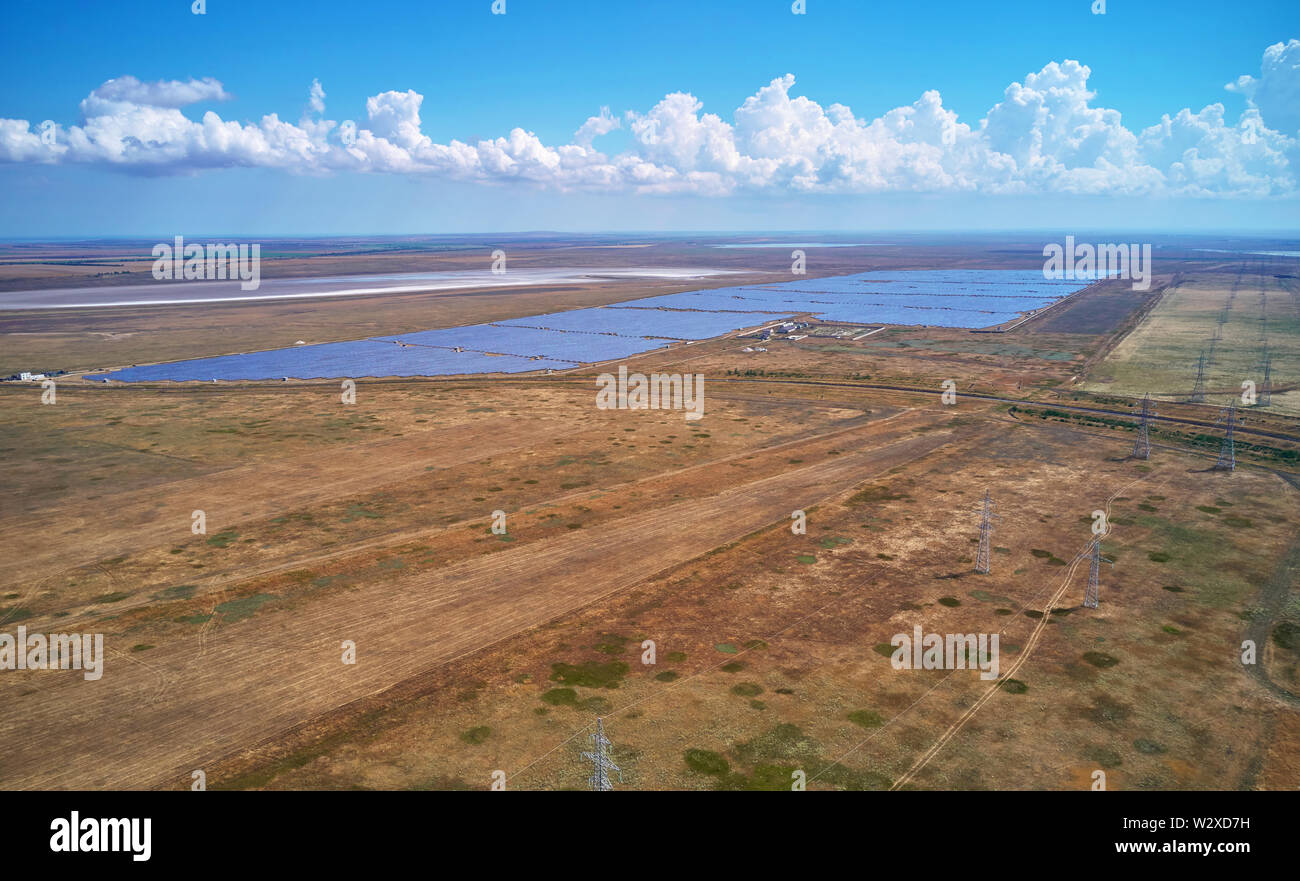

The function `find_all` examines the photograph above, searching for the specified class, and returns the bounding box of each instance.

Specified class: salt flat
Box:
[0,266,743,309]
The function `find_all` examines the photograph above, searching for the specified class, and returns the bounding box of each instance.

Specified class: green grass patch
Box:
[549,660,628,689]
[684,748,730,775]
[1082,745,1123,769]
[540,687,579,706]
[205,530,239,548]
[173,613,212,625]
[214,593,278,622]
[459,726,491,745]
[93,592,131,604]
[1273,622,1300,652]
[847,709,884,728]
[1082,651,1119,668]
[593,634,629,655]
[1133,738,1167,755]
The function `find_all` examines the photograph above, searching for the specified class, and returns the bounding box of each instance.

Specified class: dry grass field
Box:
[1,240,1296,791]
[1083,264,1300,416]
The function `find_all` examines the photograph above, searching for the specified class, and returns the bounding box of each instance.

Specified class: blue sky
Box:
[1,0,1298,235]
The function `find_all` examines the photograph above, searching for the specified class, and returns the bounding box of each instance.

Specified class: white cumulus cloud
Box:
[1,45,1297,199]
[1226,39,1300,136]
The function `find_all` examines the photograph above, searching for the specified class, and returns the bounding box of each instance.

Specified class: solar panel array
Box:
[89,339,577,382]
[88,270,1088,382]
[607,270,1089,326]
[497,307,782,339]
[372,324,669,362]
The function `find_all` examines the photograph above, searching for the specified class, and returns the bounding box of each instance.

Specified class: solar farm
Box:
[85,270,1090,382]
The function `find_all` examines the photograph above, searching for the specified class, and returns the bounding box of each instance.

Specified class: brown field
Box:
[0,238,1296,790]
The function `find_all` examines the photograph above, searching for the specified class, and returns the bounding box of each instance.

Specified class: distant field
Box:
[1083,269,1300,416]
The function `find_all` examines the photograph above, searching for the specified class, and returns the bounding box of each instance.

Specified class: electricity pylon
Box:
[580,718,621,791]
[1189,351,1207,403]
[1131,393,1155,459]
[1214,401,1237,471]
[1083,539,1112,609]
[1260,349,1272,407]
[974,490,998,575]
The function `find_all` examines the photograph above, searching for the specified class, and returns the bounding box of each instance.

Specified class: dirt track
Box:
[0,412,978,789]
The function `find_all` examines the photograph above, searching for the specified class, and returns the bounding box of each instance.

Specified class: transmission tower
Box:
[1214,401,1237,472]
[1260,349,1272,407]
[1131,393,1155,459]
[1083,539,1112,609]
[974,489,998,575]
[580,718,621,791]
[1189,351,1207,403]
